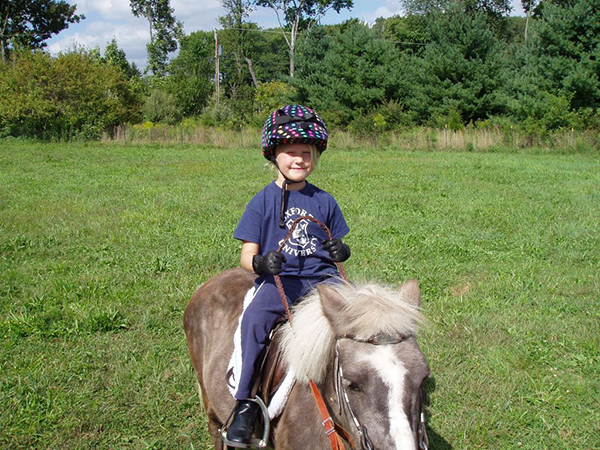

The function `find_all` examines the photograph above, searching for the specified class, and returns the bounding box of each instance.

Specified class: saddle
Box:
[226,320,292,415]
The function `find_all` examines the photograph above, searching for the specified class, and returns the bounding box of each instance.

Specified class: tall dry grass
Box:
[106,123,261,148]
[105,124,599,153]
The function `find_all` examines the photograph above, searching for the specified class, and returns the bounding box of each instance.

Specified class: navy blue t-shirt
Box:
[234,181,349,278]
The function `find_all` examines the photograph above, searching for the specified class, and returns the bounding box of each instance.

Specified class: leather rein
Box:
[274,215,350,450]
[273,216,429,450]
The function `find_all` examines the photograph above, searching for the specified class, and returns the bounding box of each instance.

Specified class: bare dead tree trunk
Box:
[1,4,9,63]
[214,29,220,103]
[244,56,259,88]
[267,0,304,78]
[288,5,302,78]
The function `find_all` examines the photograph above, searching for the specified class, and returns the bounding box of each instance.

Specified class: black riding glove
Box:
[322,239,351,262]
[252,251,286,275]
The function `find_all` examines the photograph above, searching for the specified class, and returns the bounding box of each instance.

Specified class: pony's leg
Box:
[273,385,331,450]
[206,409,225,450]
[208,420,224,450]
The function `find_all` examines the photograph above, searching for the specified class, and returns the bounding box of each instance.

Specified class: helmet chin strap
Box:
[279,179,290,228]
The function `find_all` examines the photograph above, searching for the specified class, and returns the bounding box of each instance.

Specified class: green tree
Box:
[404,8,505,125]
[254,0,353,77]
[373,14,429,55]
[0,0,84,62]
[166,31,213,117]
[241,27,289,83]
[103,38,141,79]
[534,0,600,110]
[294,22,403,125]
[218,0,259,87]
[214,24,289,120]
[504,15,527,44]
[500,48,583,131]
[129,0,183,76]
[399,0,512,38]
[497,0,599,129]
[400,0,512,18]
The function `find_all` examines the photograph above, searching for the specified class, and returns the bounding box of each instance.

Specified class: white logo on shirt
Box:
[279,207,318,257]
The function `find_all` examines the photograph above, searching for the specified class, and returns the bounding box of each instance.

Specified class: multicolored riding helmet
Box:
[261,104,328,161]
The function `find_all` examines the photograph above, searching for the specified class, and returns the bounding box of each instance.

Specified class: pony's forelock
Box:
[332,282,422,337]
[279,295,336,383]
[279,281,422,383]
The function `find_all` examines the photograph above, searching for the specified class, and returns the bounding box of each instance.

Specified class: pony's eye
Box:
[347,382,362,392]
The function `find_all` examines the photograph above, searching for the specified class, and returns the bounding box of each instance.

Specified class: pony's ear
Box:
[317,284,347,334]
[398,279,421,308]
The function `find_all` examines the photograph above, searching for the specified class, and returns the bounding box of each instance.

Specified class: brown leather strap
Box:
[274,217,351,450]
[334,423,356,449]
[309,380,346,450]
[274,273,293,322]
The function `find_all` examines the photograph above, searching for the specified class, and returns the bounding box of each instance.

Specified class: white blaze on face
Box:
[364,346,415,450]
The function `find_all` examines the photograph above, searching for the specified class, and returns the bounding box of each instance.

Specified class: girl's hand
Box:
[252,251,286,275]
[322,239,351,262]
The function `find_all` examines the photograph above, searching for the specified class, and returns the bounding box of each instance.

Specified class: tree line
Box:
[0,0,599,140]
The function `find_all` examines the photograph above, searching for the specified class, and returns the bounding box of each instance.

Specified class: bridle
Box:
[334,336,430,450]
[273,216,428,450]
[334,339,374,450]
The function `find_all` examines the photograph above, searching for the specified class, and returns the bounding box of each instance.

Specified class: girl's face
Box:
[275,144,314,186]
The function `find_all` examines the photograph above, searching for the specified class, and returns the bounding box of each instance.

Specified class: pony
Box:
[184,268,430,449]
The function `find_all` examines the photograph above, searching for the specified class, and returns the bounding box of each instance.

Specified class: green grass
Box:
[1,140,599,449]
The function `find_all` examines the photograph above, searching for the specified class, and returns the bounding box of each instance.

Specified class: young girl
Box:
[226,105,351,445]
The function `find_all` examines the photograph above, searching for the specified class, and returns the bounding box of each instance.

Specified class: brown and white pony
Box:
[184,268,430,450]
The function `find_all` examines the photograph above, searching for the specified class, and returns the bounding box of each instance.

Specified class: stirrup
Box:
[220,396,270,449]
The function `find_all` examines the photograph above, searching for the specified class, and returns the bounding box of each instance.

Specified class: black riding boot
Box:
[226,399,260,445]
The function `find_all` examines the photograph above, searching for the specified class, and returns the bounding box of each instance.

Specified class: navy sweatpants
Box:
[230,275,323,400]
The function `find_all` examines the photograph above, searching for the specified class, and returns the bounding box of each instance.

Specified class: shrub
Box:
[347,102,416,135]
[537,93,582,131]
[198,94,237,129]
[375,102,417,130]
[348,114,378,134]
[0,48,142,140]
[430,106,464,131]
[254,81,298,119]
[142,89,182,125]
[199,88,258,130]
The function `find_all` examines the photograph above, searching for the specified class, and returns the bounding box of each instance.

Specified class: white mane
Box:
[279,281,423,383]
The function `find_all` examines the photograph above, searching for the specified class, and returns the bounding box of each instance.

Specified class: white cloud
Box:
[72,0,224,31]
[347,0,404,23]
[173,0,224,32]
[47,17,150,67]
[74,0,132,17]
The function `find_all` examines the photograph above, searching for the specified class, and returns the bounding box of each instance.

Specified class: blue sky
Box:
[47,0,524,69]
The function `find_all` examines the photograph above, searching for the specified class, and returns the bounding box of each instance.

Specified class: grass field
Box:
[1,140,599,449]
